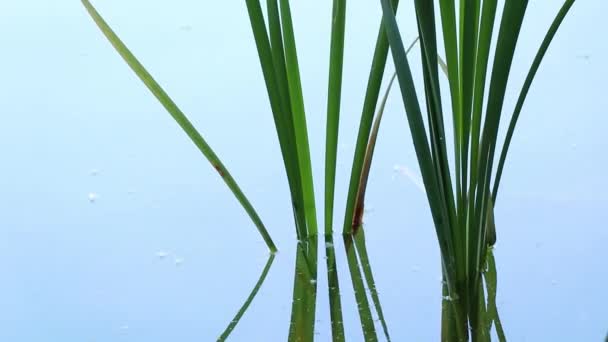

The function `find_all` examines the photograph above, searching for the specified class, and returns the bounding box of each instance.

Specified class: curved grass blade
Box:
[492,0,576,203]
[342,0,400,235]
[279,0,319,237]
[324,0,347,236]
[81,0,276,252]
[217,253,276,341]
[352,37,419,229]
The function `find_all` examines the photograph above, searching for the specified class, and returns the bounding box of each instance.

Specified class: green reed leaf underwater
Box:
[81,0,276,252]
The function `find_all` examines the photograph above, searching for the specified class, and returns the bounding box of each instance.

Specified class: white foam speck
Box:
[88,192,99,203]
[156,251,169,259]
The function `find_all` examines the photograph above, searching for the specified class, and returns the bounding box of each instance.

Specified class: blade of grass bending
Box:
[379,0,465,338]
[342,0,400,235]
[81,0,276,252]
[217,253,276,341]
[324,0,347,236]
[279,0,319,237]
[324,234,345,341]
[352,37,419,228]
[353,230,392,341]
[266,0,308,240]
[492,0,576,203]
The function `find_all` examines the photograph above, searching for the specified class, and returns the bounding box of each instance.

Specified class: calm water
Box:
[1,1,607,341]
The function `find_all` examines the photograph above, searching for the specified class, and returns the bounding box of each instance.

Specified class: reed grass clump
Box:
[374,0,575,339]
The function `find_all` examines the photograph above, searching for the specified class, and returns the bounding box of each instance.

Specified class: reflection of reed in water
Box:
[289,237,319,342]
[288,231,392,342]
[442,248,506,342]
[217,253,276,341]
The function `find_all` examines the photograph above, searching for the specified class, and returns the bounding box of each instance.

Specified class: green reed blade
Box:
[217,253,276,341]
[492,0,576,203]
[342,0,400,235]
[266,0,308,240]
[468,0,498,257]
[471,2,529,322]
[380,0,466,338]
[352,38,418,229]
[324,0,347,236]
[437,0,462,207]
[415,0,459,266]
[81,0,276,252]
[279,0,319,237]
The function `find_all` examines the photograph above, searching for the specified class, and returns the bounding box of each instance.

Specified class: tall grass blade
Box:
[82,0,276,252]
[472,1,528,295]
[342,0,400,235]
[246,0,309,240]
[379,0,465,338]
[352,37,418,229]
[279,0,319,237]
[324,0,347,236]
[492,0,576,203]
[217,254,276,341]
[266,0,308,240]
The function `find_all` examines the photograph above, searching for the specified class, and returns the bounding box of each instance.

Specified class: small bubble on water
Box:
[88,192,99,203]
[411,265,421,273]
[90,168,100,176]
[174,257,185,266]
